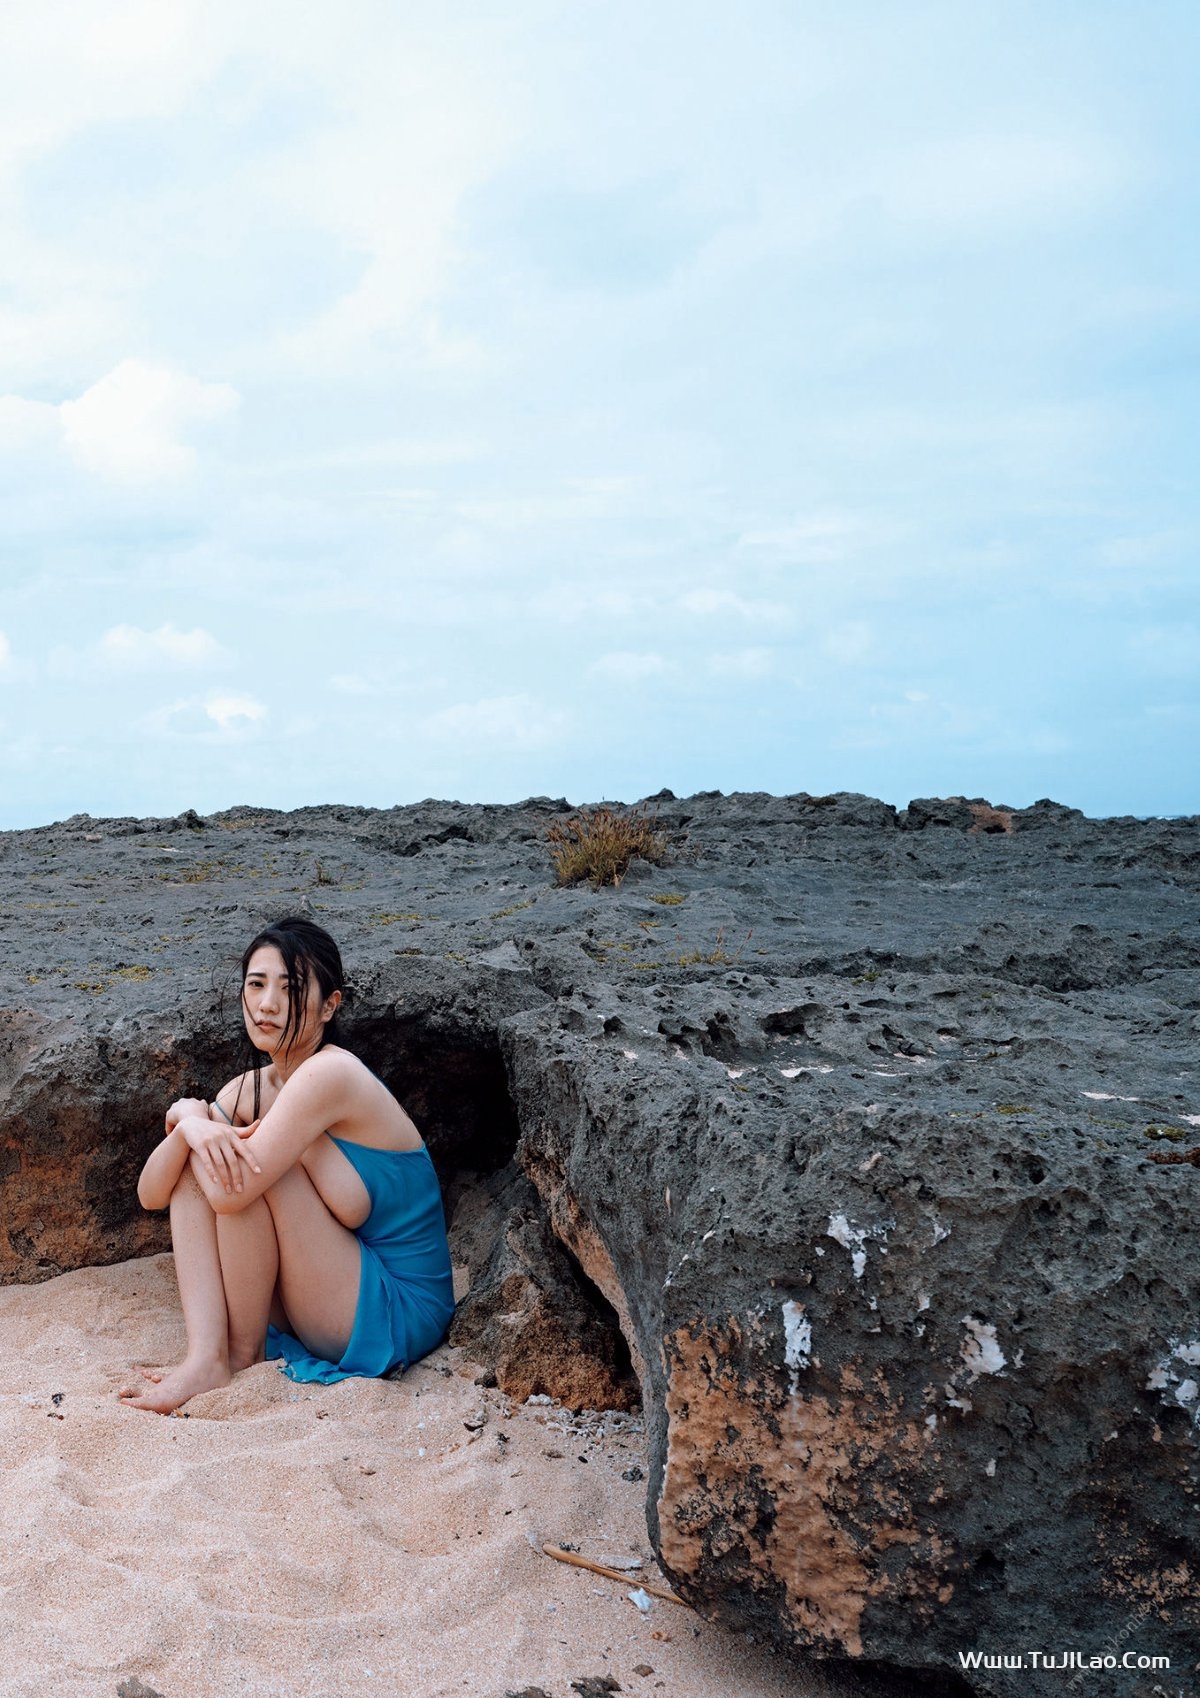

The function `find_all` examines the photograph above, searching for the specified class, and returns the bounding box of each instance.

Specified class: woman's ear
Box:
[322,988,343,1022]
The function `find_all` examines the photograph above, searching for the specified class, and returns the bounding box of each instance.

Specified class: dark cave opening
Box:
[343,1010,522,1176]
[557,1232,638,1392]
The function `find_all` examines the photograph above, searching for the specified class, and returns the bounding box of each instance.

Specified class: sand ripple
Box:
[0,1255,835,1698]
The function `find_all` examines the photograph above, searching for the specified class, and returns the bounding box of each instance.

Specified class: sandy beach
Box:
[0,1253,833,1698]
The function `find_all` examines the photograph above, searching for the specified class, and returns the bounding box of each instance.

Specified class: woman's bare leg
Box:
[121,1158,282,1411]
[216,1195,280,1371]
[262,1163,362,1364]
[121,1158,359,1410]
[119,1166,234,1412]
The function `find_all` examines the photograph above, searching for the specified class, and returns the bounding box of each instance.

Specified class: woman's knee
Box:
[170,1164,210,1209]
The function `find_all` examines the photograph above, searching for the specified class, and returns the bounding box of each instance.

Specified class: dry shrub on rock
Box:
[546,807,666,889]
[968,802,1015,834]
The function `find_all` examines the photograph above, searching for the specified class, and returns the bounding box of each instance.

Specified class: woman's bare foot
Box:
[118,1355,231,1414]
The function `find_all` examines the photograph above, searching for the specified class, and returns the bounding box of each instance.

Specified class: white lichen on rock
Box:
[781,1299,812,1392]
[827,1213,867,1278]
[961,1317,1007,1380]
[1145,1339,1200,1423]
[826,1211,892,1280]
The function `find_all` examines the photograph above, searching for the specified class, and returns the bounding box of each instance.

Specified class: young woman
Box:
[121,917,454,1414]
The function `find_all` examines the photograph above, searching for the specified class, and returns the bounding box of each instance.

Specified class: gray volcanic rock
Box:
[1,790,1198,1695]
[503,983,1199,1688]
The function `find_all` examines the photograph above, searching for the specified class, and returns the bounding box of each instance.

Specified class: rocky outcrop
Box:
[503,990,1200,1687]
[1,791,1198,1695]
[448,1166,639,1411]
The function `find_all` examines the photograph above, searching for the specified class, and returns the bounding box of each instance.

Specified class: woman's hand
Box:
[164,1097,210,1135]
[176,1115,262,1195]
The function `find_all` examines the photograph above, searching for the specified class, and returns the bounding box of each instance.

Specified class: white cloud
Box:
[1128,625,1197,678]
[880,130,1127,231]
[834,691,993,752]
[329,673,373,697]
[0,630,37,684]
[421,692,565,752]
[0,4,228,385]
[60,359,238,482]
[46,623,229,681]
[99,623,228,670]
[254,16,519,368]
[822,623,874,665]
[140,690,266,739]
[205,692,266,732]
[280,437,488,473]
[736,514,866,565]
[680,588,788,622]
[0,393,61,453]
[327,667,416,698]
[707,647,773,680]
[456,481,633,532]
[0,2,215,184]
[531,584,651,622]
[1097,531,1187,569]
[589,651,670,681]
[0,360,238,484]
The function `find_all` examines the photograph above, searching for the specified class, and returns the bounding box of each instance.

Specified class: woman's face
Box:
[242,944,340,1058]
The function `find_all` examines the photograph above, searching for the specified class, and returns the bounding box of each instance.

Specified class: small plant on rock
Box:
[546,807,666,890]
[675,927,751,967]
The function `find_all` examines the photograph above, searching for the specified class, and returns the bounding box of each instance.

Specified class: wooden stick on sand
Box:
[541,1544,686,1605]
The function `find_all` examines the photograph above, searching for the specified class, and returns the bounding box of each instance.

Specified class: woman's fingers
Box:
[202,1134,236,1192]
[214,1139,241,1192]
[233,1134,262,1175]
[181,1115,261,1192]
[211,1132,260,1190]
[165,1097,208,1132]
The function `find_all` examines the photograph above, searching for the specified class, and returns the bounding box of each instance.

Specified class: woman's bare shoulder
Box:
[286,1046,371,1090]
[214,1068,274,1125]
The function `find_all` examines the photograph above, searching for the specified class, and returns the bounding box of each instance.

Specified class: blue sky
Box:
[1,1,1196,826]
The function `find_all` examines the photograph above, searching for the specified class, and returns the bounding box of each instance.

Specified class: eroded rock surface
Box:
[1,790,1198,1694]
[448,1165,639,1411]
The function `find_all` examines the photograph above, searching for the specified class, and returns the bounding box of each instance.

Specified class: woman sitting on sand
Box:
[121,917,454,1414]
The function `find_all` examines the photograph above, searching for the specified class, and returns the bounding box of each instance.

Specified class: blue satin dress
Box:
[265,1138,454,1384]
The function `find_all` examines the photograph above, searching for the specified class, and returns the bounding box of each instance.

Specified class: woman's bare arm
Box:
[183,1050,360,1217]
[139,1076,266,1211]
[137,1127,195,1211]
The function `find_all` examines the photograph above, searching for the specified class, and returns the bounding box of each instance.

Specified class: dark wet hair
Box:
[233,917,346,1120]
